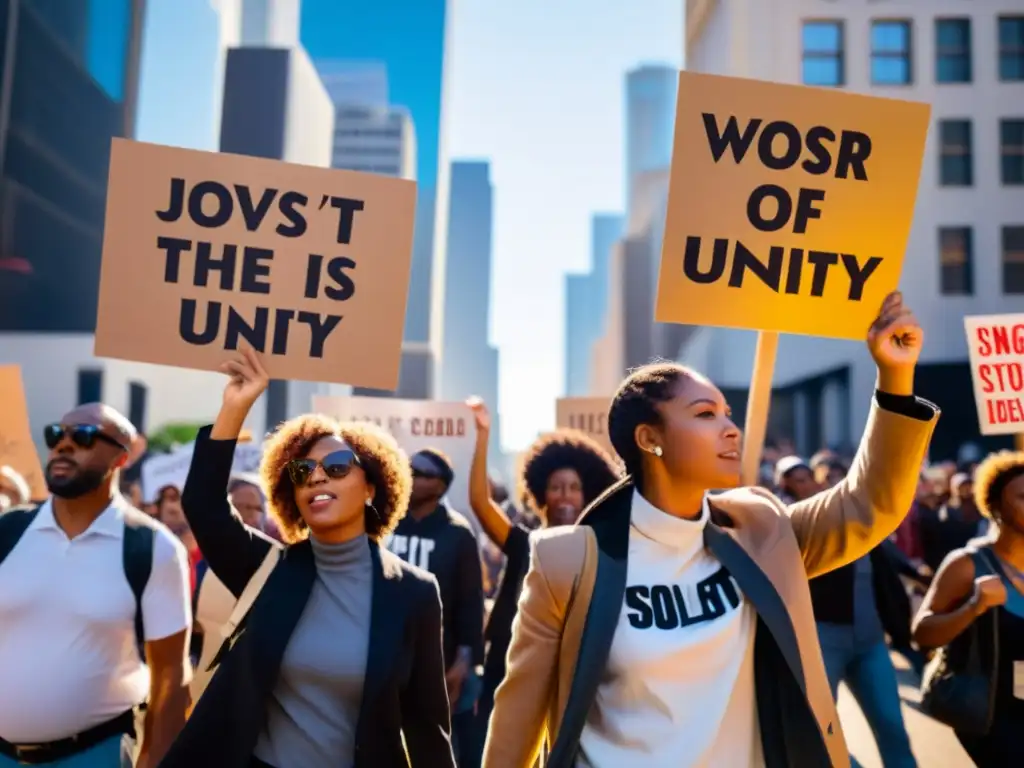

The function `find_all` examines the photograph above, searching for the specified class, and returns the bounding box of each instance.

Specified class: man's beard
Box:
[46,465,107,499]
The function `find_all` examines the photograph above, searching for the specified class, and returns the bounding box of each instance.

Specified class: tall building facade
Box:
[683,0,1024,459]
[301,0,452,396]
[331,104,416,178]
[0,0,148,452]
[563,214,623,395]
[625,64,678,208]
[439,162,501,455]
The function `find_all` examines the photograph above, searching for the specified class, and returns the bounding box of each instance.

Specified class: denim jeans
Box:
[818,624,916,768]
[0,735,134,768]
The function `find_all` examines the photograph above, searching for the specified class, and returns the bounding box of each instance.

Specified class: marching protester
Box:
[912,450,1024,767]
[161,347,455,768]
[483,291,938,768]
[783,456,920,766]
[466,397,620,762]
[0,405,191,768]
[385,448,485,765]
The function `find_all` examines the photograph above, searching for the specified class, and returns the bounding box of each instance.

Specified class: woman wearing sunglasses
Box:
[161,348,455,768]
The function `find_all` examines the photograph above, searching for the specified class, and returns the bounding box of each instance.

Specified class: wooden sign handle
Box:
[741,331,779,487]
[1015,433,1024,452]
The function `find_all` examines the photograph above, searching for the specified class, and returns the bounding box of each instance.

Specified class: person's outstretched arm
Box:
[784,292,939,579]
[182,347,277,596]
[466,397,514,547]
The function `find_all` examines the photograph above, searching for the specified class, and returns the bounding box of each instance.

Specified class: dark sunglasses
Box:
[44,423,127,452]
[286,449,361,487]
[412,468,443,480]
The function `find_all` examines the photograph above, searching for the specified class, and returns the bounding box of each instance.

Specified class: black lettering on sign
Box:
[686,113,881,302]
[568,412,607,435]
[624,565,744,631]
[153,177,370,360]
[409,417,466,437]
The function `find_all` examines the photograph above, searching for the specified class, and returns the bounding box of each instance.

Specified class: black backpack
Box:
[0,504,154,655]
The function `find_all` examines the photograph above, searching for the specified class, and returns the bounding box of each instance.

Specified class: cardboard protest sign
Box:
[555,396,616,459]
[964,314,1024,435]
[312,396,477,530]
[0,366,46,500]
[95,139,417,389]
[656,72,930,339]
[142,441,263,502]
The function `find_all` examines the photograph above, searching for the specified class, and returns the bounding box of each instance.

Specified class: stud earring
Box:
[652,446,663,457]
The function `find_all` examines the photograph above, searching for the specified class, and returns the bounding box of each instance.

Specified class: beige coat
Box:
[483,397,938,768]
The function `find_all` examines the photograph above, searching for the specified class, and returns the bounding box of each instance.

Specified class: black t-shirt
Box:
[388,504,485,669]
[482,525,531,686]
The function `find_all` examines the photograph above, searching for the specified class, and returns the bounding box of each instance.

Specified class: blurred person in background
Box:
[774,456,820,504]
[920,472,989,575]
[228,473,266,530]
[0,466,30,513]
[913,450,1024,766]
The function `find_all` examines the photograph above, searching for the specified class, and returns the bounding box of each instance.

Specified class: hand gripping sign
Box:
[94,140,416,390]
[655,72,930,483]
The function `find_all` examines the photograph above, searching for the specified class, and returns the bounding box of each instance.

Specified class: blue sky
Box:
[135,0,683,451]
[446,0,682,449]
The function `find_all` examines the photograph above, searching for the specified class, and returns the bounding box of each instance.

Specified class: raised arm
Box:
[466,397,514,547]
[786,292,939,579]
[181,347,276,596]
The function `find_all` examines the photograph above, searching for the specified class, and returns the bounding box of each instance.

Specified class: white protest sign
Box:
[964,314,1024,435]
[312,395,477,530]
[142,441,265,502]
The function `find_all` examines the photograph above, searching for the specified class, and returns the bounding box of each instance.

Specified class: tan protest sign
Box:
[556,396,615,458]
[312,396,477,528]
[0,366,46,500]
[95,139,417,389]
[964,314,1024,435]
[656,72,929,339]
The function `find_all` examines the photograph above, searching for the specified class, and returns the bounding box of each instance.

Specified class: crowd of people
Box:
[0,291,1022,767]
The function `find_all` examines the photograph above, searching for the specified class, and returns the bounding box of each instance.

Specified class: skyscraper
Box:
[301,0,451,395]
[563,214,624,395]
[625,64,677,209]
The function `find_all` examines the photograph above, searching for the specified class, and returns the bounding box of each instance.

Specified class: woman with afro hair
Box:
[161,348,456,768]
[913,450,1024,766]
[464,397,619,758]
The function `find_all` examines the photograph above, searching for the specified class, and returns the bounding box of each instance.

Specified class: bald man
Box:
[0,403,191,768]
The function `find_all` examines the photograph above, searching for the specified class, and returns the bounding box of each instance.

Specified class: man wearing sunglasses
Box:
[386,449,485,767]
[0,403,191,768]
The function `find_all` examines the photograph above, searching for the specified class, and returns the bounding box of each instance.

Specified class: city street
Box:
[839,653,972,767]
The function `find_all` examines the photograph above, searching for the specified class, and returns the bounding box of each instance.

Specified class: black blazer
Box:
[159,427,455,768]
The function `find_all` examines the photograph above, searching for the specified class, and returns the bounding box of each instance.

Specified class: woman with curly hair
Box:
[484,292,939,768]
[913,450,1024,766]
[161,348,455,768]
[463,397,619,760]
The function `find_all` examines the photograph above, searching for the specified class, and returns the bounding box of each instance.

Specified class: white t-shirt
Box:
[578,491,764,767]
[0,499,191,742]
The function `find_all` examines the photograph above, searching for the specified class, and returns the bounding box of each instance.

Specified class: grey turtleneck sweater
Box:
[253,534,374,768]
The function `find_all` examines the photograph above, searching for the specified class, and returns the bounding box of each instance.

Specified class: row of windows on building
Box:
[333,128,403,139]
[937,118,1023,186]
[940,225,1024,296]
[802,15,1023,87]
[333,145,402,157]
[337,163,403,175]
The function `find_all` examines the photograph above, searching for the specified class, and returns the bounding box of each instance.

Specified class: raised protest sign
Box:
[312,396,477,530]
[0,366,45,500]
[95,139,417,389]
[656,72,929,338]
[655,72,930,484]
[142,440,263,503]
[964,314,1024,436]
[555,396,616,459]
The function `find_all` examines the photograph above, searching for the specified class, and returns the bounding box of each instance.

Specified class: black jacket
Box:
[159,427,455,768]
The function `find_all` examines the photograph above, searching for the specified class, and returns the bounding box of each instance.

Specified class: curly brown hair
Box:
[518,428,621,520]
[259,414,412,543]
[973,450,1024,523]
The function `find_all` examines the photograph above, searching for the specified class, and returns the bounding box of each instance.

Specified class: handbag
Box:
[919,548,1000,735]
[189,546,281,703]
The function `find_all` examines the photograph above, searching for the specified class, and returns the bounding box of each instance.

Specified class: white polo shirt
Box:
[0,498,191,743]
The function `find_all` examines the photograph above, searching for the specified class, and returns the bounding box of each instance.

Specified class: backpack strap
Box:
[122,508,155,654]
[0,505,41,566]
